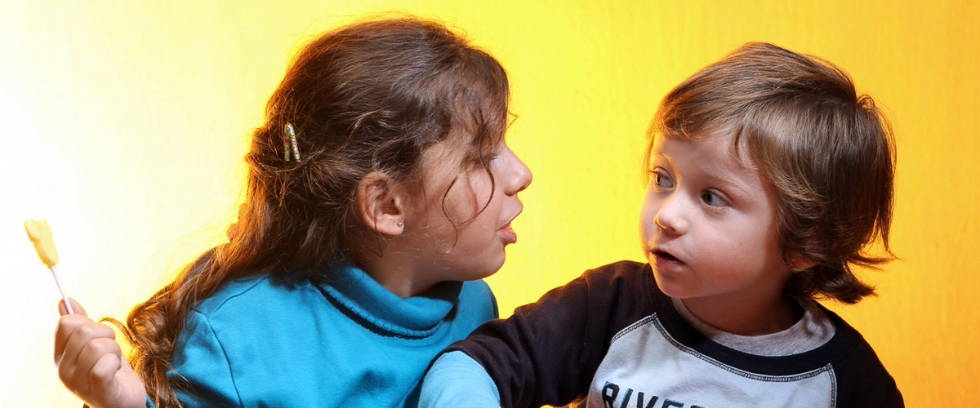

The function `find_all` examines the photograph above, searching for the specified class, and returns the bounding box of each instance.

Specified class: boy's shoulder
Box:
[819,306,903,395]
[526,260,670,319]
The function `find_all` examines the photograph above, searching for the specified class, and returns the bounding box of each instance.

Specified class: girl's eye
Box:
[484,144,505,163]
[472,149,498,166]
[480,151,500,168]
[701,191,729,207]
[651,168,674,188]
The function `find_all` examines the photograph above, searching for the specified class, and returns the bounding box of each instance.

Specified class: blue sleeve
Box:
[419,351,500,407]
[168,310,242,408]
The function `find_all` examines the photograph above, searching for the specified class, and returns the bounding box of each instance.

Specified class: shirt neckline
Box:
[312,260,463,339]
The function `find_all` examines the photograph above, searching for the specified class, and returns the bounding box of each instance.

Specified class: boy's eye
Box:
[651,168,674,188]
[701,191,728,207]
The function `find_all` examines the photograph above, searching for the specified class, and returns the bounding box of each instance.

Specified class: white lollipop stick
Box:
[48,265,74,314]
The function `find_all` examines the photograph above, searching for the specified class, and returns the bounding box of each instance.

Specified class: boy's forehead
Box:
[655,133,757,170]
[657,134,769,199]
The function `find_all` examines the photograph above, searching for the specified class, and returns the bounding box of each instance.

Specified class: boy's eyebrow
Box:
[651,152,672,165]
[704,173,754,197]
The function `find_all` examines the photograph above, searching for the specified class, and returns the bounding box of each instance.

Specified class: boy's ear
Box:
[786,250,817,272]
[355,172,406,236]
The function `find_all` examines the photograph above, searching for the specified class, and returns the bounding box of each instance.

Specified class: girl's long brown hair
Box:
[118,17,510,407]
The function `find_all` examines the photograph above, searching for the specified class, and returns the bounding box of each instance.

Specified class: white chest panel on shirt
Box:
[585,314,837,408]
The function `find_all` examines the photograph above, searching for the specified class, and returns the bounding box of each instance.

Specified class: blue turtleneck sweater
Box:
[165,262,497,407]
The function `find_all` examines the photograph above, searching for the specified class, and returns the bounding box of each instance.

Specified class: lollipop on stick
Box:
[25,219,73,314]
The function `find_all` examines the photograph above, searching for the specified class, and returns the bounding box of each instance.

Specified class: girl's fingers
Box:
[55,298,91,360]
[54,314,91,362]
[59,335,121,396]
[59,298,88,317]
[87,349,124,394]
[57,320,116,375]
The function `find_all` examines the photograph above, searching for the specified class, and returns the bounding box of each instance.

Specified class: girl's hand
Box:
[54,299,148,408]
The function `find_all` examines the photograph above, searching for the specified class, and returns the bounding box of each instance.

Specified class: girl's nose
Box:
[504,147,532,195]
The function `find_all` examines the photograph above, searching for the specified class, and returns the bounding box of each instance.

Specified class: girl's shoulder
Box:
[194,274,319,316]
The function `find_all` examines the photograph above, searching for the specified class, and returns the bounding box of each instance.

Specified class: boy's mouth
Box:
[652,249,681,264]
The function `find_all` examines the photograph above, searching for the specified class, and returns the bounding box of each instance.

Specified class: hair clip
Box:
[284,123,301,161]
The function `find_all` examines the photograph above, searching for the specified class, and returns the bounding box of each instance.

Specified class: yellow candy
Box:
[25,219,59,267]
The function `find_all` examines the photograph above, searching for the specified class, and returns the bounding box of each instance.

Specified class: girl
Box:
[55,17,532,408]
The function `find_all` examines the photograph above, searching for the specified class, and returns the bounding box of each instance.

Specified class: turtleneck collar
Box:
[313,260,463,339]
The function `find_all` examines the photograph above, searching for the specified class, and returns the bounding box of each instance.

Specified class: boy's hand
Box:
[55,299,148,408]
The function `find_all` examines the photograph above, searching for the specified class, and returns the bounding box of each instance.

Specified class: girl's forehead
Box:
[421,138,464,166]
[419,133,483,172]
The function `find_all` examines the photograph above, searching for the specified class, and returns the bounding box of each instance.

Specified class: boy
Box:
[420,42,903,407]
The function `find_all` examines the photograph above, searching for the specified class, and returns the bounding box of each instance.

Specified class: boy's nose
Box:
[654,194,688,233]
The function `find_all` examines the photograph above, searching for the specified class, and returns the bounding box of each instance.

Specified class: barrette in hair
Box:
[284,123,301,161]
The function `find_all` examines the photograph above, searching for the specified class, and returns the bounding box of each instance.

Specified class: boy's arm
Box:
[427,261,656,408]
[832,335,905,407]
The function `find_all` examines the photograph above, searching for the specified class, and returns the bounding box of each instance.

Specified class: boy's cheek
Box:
[638,210,658,244]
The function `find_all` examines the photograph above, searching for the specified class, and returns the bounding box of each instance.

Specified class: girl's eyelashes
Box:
[478,153,499,167]
[483,143,509,165]
[481,142,503,162]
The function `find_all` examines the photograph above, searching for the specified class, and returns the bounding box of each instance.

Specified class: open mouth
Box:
[653,249,680,263]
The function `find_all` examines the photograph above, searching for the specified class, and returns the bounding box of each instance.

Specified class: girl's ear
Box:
[355,172,406,236]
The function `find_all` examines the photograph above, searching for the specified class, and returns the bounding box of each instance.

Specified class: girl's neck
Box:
[350,253,437,299]
[680,293,803,336]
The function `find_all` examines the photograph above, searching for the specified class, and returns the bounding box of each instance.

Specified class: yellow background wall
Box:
[1,1,976,406]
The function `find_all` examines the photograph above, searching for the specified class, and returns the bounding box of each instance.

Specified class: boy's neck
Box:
[679,294,804,336]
